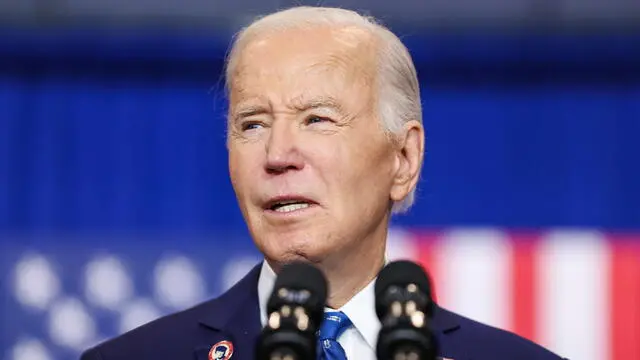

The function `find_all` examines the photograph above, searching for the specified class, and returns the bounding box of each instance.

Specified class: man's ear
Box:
[390,120,424,203]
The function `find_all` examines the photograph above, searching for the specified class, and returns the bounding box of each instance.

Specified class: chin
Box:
[260,236,332,265]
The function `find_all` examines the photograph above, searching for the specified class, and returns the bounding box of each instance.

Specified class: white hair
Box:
[224,6,423,214]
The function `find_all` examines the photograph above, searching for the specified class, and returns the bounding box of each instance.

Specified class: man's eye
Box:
[306,115,330,125]
[241,122,263,131]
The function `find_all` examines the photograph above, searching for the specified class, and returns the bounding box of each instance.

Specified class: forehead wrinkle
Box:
[288,61,375,122]
[231,91,267,107]
[305,54,376,98]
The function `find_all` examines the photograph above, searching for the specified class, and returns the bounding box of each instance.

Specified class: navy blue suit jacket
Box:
[81,264,565,360]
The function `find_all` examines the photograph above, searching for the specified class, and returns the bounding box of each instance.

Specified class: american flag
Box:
[387,228,640,360]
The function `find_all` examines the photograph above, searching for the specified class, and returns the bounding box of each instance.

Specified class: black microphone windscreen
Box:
[259,262,327,360]
[375,260,438,360]
[375,260,432,303]
[268,261,327,325]
[273,262,327,299]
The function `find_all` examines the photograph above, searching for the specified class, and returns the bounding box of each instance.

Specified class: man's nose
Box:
[264,122,304,174]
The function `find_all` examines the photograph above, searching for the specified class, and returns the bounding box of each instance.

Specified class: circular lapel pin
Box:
[208,340,234,360]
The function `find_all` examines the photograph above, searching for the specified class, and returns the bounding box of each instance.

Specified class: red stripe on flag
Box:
[610,235,640,360]
[511,232,538,343]
[414,231,441,304]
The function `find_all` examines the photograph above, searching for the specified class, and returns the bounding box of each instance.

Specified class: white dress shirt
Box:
[258,261,380,360]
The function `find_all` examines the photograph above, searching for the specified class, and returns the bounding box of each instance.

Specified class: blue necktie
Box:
[317,311,352,360]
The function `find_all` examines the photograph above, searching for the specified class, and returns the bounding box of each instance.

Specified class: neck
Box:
[267,216,390,309]
[320,217,390,308]
[321,247,385,309]
[267,245,385,309]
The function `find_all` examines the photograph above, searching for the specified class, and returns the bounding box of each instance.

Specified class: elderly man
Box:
[81,6,565,360]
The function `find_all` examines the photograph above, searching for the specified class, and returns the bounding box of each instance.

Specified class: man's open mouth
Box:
[265,197,316,213]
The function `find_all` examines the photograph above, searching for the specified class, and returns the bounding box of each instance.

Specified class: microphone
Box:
[256,261,327,360]
[375,260,438,360]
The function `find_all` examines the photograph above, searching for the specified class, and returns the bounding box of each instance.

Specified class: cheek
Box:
[343,142,395,196]
[228,152,242,188]
[228,147,262,196]
[314,138,390,197]
[305,138,348,182]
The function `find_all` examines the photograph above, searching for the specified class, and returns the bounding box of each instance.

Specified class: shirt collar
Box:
[257,260,277,327]
[337,273,380,349]
[257,260,380,350]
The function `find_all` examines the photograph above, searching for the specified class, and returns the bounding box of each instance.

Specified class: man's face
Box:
[227,26,405,266]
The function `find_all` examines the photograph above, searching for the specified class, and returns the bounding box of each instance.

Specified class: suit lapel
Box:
[431,305,466,360]
[194,264,263,360]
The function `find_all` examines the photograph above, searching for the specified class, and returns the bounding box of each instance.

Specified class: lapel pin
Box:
[209,340,234,360]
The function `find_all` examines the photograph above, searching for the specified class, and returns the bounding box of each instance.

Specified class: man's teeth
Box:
[274,203,310,213]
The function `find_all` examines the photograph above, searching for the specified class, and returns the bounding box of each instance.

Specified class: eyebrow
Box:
[232,95,346,123]
[233,104,269,122]
[290,95,345,114]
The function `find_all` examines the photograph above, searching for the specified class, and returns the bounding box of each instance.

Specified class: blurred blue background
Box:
[1,1,639,359]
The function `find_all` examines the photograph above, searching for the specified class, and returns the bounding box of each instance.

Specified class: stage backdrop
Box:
[1,30,639,360]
